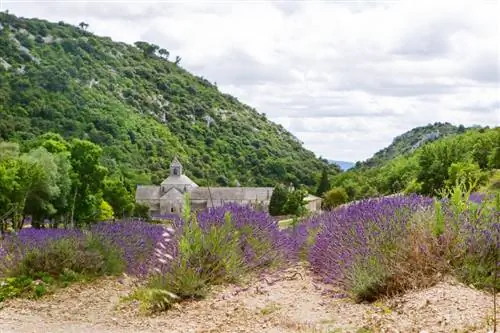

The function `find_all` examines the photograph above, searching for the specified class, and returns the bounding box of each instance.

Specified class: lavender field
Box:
[0,188,498,310]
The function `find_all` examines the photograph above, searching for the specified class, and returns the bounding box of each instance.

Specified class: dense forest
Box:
[327,127,499,203]
[0,12,338,190]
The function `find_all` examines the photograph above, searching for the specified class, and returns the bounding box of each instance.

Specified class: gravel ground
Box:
[0,266,497,333]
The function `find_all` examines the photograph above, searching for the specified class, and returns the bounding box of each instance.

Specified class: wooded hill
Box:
[329,126,499,202]
[353,122,468,169]
[0,12,337,189]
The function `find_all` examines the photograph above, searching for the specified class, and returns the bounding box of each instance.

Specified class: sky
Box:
[2,0,499,162]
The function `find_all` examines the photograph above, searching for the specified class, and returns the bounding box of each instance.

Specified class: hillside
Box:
[354,122,467,169]
[0,12,333,188]
[331,127,499,201]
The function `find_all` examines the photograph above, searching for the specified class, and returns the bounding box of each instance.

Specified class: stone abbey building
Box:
[135,158,322,215]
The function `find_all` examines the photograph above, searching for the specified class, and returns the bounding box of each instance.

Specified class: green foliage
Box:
[282,188,307,216]
[0,276,49,301]
[0,12,333,191]
[416,128,498,196]
[98,200,114,220]
[269,184,289,216]
[432,200,445,237]
[440,184,500,290]
[355,122,464,169]
[268,184,307,216]
[103,178,134,218]
[331,127,499,202]
[316,168,330,196]
[0,134,111,228]
[322,187,348,210]
[446,161,486,192]
[133,202,151,220]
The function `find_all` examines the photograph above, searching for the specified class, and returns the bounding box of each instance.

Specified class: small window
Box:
[170,207,174,213]
[173,167,179,176]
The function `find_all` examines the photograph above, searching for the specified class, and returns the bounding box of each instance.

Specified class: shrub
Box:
[90,220,169,276]
[269,184,289,216]
[8,236,124,279]
[134,199,294,312]
[322,187,348,210]
[308,195,434,301]
[309,185,499,302]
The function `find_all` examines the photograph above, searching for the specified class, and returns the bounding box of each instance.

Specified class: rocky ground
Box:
[0,265,497,333]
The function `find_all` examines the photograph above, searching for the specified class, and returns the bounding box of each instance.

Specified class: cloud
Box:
[4,0,499,162]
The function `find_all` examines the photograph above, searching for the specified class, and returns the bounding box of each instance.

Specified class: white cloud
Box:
[3,0,500,161]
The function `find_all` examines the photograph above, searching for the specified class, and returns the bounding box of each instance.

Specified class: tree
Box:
[283,188,307,216]
[78,22,89,30]
[134,202,150,221]
[134,41,160,57]
[69,139,107,225]
[103,178,134,220]
[268,184,288,216]
[98,200,114,221]
[21,147,61,228]
[174,55,182,65]
[158,48,170,60]
[316,168,330,196]
[322,187,348,210]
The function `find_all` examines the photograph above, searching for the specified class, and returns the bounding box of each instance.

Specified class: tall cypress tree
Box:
[316,168,330,196]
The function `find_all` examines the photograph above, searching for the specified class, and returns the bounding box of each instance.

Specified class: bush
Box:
[133,199,293,312]
[309,195,435,301]
[269,184,289,216]
[9,236,124,279]
[322,187,348,210]
[308,185,500,302]
[90,220,168,276]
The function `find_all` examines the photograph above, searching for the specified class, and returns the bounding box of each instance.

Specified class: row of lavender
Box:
[1,190,498,303]
[290,191,499,300]
[0,204,294,278]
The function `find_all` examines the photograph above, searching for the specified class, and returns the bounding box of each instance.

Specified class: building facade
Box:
[135,157,321,216]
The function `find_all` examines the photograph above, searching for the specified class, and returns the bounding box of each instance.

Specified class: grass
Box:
[278,218,294,229]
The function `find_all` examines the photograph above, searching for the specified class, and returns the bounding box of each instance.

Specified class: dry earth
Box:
[0,265,497,333]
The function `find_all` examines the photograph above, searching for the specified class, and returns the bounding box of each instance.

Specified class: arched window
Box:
[173,167,179,176]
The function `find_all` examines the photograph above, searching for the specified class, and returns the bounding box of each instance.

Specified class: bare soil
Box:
[0,265,497,333]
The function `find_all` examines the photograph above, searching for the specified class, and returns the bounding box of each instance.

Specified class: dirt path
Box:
[0,265,497,333]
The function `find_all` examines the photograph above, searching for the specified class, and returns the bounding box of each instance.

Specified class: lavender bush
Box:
[308,195,433,286]
[196,203,293,267]
[90,220,173,276]
[306,187,499,302]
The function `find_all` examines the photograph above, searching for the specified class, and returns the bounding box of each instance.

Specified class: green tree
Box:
[134,41,160,57]
[316,168,330,196]
[283,188,307,216]
[22,147,61,228]
[158,48,170,60]
[69,139,107,226]
[103,177,135,219]
[134,202,150,220]
[322,187,348,210]
[98,200,114,221]
[268,184,288,216]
